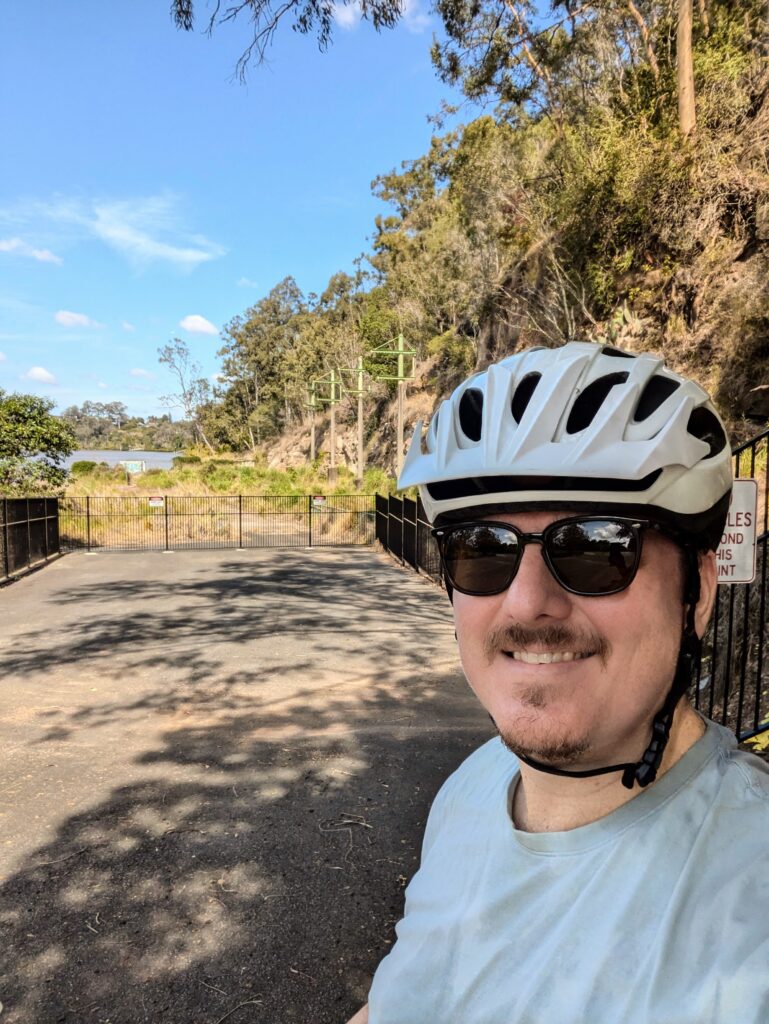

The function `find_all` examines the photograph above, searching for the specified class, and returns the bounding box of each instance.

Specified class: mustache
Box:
[482,623,609,663]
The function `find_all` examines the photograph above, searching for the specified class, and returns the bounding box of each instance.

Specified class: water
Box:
[65,449,182,471]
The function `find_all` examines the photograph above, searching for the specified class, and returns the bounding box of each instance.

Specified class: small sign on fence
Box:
[312,495,326,507]
[716,479,757,584]
[148,496,165,508]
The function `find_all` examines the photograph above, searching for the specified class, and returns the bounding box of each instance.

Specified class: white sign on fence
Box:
[148,496,165,508]
[716,479,758,584]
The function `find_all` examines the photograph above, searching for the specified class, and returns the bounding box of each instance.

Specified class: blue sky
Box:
[0,0,463,419]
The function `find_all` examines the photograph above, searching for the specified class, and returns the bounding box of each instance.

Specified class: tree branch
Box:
[626,1,661,83]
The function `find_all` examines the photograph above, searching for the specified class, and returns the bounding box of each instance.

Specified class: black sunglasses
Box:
[432,516,666,597]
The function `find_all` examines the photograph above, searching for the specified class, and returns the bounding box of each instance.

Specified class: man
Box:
[347,341,769,1023]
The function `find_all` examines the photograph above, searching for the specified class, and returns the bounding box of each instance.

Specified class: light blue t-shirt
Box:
[368,720,769,1023]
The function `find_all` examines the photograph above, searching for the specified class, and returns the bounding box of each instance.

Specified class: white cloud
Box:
[130,368,154,379]
[0,237,63,265]
[0,351,5,362]
[333,1,362,29]
[25,366,56,384]
[0,194,224,272]
[401,0,430,32]
[92,198,224,270]
[122,321,136,332]
[54,310,103,328]
[237,277,259,288]
[180,314,218,335]
[97,381,108,390]
[332,0,428,31]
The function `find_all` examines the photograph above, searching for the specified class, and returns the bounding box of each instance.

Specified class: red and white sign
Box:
[716,479,757,584]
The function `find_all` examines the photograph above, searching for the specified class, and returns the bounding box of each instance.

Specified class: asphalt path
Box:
[0,547,493,1024]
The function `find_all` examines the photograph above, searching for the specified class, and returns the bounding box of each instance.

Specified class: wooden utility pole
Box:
[311,369,342,484]
[329,368,338,483]
[677,0,696,137]
[305,385,317,463]
[339,357,370,489]
[396,335,407,476]
[357,359,365,488]
[369,333,415,478]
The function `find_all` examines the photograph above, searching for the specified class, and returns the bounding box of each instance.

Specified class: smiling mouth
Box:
[502,650,593,665]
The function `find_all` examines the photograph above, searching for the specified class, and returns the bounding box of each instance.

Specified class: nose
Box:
[498,541,573,623]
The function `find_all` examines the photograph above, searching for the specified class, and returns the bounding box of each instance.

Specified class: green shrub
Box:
[172,455,202,467]
[70,460,98,475]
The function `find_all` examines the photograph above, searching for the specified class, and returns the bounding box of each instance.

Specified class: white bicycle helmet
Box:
[399,341,732,549]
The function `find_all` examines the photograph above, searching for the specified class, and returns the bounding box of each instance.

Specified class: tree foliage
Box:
[60,403,195,450]
[158,338,216,451]
[0,390,76,494]
[182,0,769,451]
[172,0,403,78]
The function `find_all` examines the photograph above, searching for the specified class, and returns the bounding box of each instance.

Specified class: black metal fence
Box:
[694,426,769,740]
[377,429,769,742]
[59,494,375,551]
[1,497,60,581]
[375,494,442,584]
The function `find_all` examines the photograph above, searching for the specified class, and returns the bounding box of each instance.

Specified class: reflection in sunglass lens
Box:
[443,524,521,595]
[547,519,638,594]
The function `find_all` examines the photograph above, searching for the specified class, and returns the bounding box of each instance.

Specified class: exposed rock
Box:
[742,383,769,421]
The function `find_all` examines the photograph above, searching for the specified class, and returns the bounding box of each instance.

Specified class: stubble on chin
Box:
[480,622,607,768]
[494,716,592,767]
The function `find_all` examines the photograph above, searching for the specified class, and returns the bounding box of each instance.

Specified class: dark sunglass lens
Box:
[443,525,521,595]
[547,520,638,594]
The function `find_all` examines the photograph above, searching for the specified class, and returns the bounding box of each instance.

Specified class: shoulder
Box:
[428,738,518,819]
[707,721,769,804]
[420,737,517,857]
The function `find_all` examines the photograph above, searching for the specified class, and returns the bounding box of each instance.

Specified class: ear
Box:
[693,550,718,639]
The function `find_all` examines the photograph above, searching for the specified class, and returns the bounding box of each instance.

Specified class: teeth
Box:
[509,651,588,664]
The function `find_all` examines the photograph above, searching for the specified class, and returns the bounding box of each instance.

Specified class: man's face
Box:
[452,510,708,768]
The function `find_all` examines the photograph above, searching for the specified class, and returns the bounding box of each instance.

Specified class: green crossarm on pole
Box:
[368,334,416,382]
[311,369,343,405]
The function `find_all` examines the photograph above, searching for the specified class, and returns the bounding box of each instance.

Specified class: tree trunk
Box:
[196,422,216,453]
[677,0,696,137]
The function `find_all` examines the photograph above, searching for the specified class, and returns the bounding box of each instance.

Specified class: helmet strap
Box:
[517,549,702,791]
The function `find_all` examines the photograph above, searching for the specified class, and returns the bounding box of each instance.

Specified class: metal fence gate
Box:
[59,495,375,551]
[1,497,61,581]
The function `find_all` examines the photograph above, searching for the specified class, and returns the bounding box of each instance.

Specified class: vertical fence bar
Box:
[43,499,50,560]
[238,494,243,548]
[86,496,92,552]
[26,497,31,569]
[308,495,313,547]
[165,496,170,551]
[3,499,9,579]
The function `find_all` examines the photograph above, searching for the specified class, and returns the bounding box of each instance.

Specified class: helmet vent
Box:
[458,387,484,442]
[566,372,629,434]
[687,407,727,458]
[511,373,541,423]
[633,375,680,422]
[601,345,635,359]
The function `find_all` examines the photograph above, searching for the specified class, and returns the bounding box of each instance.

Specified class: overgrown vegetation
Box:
[63,458,397,498]
[186,1,769,458]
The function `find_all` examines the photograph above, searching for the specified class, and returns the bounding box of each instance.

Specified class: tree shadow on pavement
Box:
[0,550,493,1023]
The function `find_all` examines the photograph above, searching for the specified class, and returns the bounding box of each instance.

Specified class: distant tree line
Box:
[59,402,195,451]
